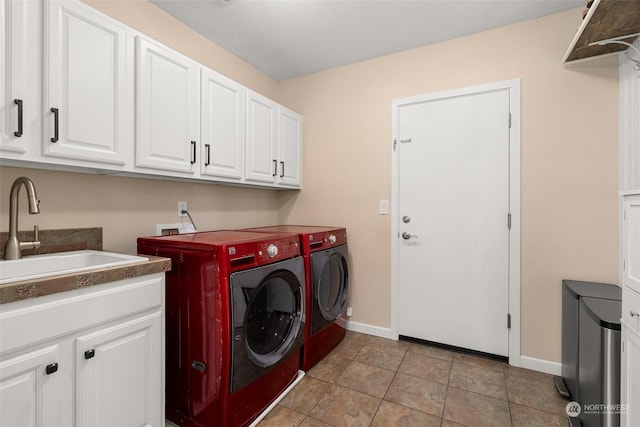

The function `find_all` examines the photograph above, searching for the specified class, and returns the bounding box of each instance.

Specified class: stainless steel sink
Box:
[0,250,148,285]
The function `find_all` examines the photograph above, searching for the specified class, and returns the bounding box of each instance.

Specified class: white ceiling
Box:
[150,0,583,81]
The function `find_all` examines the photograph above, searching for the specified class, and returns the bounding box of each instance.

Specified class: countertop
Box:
[0,255,171,305]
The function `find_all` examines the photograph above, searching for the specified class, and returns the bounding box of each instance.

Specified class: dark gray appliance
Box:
[555,279,621,401]
[577,296,621,427]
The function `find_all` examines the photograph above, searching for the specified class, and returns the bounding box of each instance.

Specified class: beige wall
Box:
[276,9,619,362]
[0,3,620,364]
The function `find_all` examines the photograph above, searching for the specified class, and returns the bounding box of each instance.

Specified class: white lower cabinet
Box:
[0,274,165,427]
[76,311,163,427]
[621,319,640,427]
[621,193,640,426]
[0,344,64,427]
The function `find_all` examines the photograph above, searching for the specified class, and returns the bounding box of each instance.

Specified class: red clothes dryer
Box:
[243,226,349,371]
[137,231,305,427]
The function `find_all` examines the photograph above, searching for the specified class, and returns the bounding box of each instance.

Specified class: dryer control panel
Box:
[305,229,348,253]
[224,235,300,272]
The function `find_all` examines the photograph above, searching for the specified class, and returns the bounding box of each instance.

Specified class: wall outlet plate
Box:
[178,201,187,217]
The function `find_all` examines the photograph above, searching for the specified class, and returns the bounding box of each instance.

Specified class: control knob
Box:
[267,244,278,258]
[328,234,337,244]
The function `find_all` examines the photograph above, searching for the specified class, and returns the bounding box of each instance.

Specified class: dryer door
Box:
[229,256,304,392]
[310,244,349,335]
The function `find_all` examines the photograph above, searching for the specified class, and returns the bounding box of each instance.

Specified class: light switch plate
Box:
[379,199,389,215]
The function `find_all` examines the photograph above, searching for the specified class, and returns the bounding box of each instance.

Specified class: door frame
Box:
[390,79,521,366]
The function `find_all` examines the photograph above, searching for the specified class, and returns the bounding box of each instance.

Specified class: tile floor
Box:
[258,331,570,427]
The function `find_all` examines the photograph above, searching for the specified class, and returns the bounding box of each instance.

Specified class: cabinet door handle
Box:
[190,141,197,164]
[272,159,277,177]
[14,99,23,137]
[84,349,96,359]
[45,363,58,375]
[205,144,211,166]
[280,161,285,178]
[50,107,59,143]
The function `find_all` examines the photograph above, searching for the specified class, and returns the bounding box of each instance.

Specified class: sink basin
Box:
[0,250,148,285]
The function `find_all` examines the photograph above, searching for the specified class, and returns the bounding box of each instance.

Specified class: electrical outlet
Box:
[178,201,187,217]
[346,307,352,317]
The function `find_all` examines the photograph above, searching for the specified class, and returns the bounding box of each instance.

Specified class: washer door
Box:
[229,256,304,393]
[310,244,349,335]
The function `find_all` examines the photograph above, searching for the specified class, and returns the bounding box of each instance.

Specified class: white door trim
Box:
[390,78,521,366]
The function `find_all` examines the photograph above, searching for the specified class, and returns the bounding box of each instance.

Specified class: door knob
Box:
[402,215,411,223]
[401,232,417,240]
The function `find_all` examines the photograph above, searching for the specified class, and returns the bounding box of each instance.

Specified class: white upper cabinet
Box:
[245,90,302,188]
[200,68,244,181]
[245,90,278,184]
[278,106,302,187]
[135,36,199,175]
[43,0,134,168]
[1,0,302,189]
[0,0,41,160]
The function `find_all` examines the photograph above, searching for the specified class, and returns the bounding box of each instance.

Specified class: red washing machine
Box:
[243,226,349,371]
[137,231,305,427]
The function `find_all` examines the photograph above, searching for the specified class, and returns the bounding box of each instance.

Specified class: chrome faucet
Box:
[3,177,41,260]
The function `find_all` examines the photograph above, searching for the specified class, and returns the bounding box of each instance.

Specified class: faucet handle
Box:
[33,225,39,241]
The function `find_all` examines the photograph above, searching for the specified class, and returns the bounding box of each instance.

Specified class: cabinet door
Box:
[621,322,640,427]
[0,345,63,427]
[44,0,133,167]
[136,36,199,175]
[623,195,640,294]
[200,68,244,180]
[0,0,41,159]
[245,90,277,184]
[75,310,163,427]
[278,106,302,187]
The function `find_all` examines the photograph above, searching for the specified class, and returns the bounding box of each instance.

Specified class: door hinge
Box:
[507,313,511,329]
[508,112,512,128]
[393,139,397,151]
[507,213,512,229]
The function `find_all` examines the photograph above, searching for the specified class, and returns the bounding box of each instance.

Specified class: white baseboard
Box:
[519,355,561,376]
[346,320,396,339]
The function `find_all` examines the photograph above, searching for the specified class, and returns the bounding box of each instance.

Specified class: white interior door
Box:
[396,88,511,357]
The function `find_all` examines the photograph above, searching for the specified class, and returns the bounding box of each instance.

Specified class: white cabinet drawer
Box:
[0,274,163,354]
[623,286,640,334]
